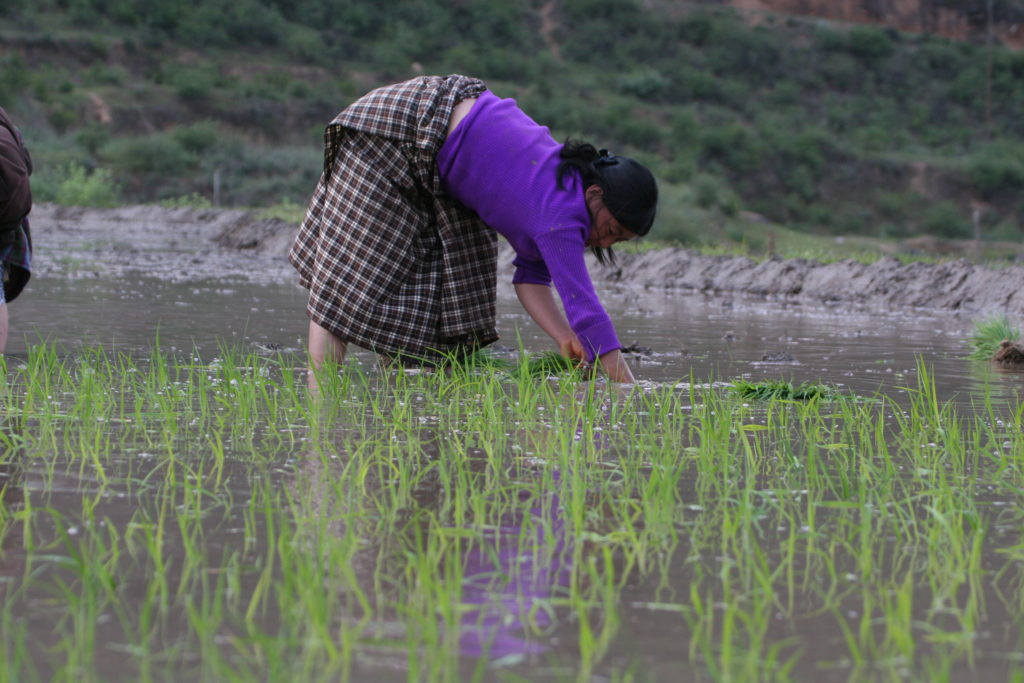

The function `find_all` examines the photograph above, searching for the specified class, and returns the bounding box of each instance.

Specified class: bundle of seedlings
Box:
[730,379,839,401]
[968,315,1023,364]
[458,349,589,380]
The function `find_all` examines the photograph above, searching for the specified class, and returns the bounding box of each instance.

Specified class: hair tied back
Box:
[594,149,618,167]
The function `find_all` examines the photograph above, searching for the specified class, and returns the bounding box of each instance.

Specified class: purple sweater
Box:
[436,91,620,361]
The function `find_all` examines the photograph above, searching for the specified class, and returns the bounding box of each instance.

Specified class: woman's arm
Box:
[515,282,634,383]
[514,282,584,361]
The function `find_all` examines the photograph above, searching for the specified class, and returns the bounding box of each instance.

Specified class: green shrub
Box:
[618,68,669,100]
[692,173,723,209]
[0,55,30,106]
[921,201,967,238]
[669,109,699,147]
[968,146,1024,198]
[36,163,120,207]
[819,53,860,91]
[101,134,197,175]
[947,65,986,106]
[699,123,764,174]
[705,24,781,81]
[914,39,965,76]
[875,191,918,221]
[172,121,221,154]
[676,11,717,47]
[171,65,220,102]
[663,155,696,184]
[47,99,79,134]
[673,66,726,102]
[845,26,896,65]
[83,63,128,86]
[767,80,801,106]
[75,124,112,155]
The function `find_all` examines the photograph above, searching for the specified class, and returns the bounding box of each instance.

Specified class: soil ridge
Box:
[28,204,1024,320]
[600,246,1024,318]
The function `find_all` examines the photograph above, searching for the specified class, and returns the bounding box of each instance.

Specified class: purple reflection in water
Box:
[458,486,569,659]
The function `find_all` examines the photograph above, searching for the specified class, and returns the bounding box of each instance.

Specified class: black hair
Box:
[556,139,658,266]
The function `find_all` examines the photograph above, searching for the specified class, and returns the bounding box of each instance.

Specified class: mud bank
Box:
[606,247,1024,319]
[31,203,297,283]
[29,204,1024,320]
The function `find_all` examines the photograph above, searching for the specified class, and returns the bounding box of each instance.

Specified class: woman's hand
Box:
[558,335,586,364]
[599,348,635,383]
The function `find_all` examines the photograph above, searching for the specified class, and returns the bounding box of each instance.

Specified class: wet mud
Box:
[32,203,296,283]
[31,203,1024,322]
[995,340,1024,365]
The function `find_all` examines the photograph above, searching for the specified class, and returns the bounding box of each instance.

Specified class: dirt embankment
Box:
[603,246,1024,318]
[31,203,297,283]
[29,204,1024,320]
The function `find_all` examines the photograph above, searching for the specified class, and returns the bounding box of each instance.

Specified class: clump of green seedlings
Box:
[967,314,1021,360]
[456,348,587,379]
[0,343,1022,682]
[730,378,840,401]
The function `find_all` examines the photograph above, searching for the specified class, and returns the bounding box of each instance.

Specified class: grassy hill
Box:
[2,0,1023,258]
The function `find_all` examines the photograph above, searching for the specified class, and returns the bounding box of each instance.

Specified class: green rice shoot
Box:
[968,315,1022,360]
[0,342,1021,681]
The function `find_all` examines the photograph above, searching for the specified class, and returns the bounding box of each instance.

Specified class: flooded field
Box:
[2,273,1023,681]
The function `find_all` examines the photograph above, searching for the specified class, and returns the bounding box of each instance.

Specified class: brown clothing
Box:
[0,107,33,301]
[0,106,32,232]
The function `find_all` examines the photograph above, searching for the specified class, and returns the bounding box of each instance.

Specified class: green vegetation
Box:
[31,162,120,207]
[730,378,840,401]
[1,1,1023,256]
[457,348,587,380]
[0,344,1022,679]
[968,314,1022,359]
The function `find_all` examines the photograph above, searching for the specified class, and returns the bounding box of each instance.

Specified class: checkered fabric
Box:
[289,75,498,362]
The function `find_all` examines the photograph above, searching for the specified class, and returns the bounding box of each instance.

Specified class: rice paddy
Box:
[1,335,1022,682]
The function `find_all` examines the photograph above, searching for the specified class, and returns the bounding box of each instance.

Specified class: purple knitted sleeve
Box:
[533,229,620,361]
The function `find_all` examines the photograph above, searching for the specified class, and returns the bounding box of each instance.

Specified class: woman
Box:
[290,74,657,386]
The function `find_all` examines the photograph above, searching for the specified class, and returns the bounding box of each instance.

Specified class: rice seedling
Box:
[968,314,1022,360]
[0,343,1021,681]
[730,378,841,401]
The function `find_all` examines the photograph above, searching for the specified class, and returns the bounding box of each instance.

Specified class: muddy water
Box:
[5,273,1024,680]
[12,274,1022,406]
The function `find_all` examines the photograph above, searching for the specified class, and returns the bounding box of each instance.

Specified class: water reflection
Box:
[12,275,1022,409]
[0,434,24,604]
[458,477,568,660]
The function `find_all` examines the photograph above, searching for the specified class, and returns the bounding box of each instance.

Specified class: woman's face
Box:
[584,185,638,248]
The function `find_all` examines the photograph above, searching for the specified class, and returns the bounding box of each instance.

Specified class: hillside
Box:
[713,0,1024,48]
[1,0,1023,256]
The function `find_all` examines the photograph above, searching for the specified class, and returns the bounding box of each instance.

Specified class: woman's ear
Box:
[584,184,604,201]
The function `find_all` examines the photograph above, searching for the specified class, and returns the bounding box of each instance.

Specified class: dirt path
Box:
[29,204,1024,322]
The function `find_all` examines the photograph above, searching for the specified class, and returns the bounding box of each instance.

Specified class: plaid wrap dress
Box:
[289,75,497,362]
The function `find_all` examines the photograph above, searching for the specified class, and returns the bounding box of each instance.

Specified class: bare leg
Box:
[307,319,347,395]
[0,303,8,354]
